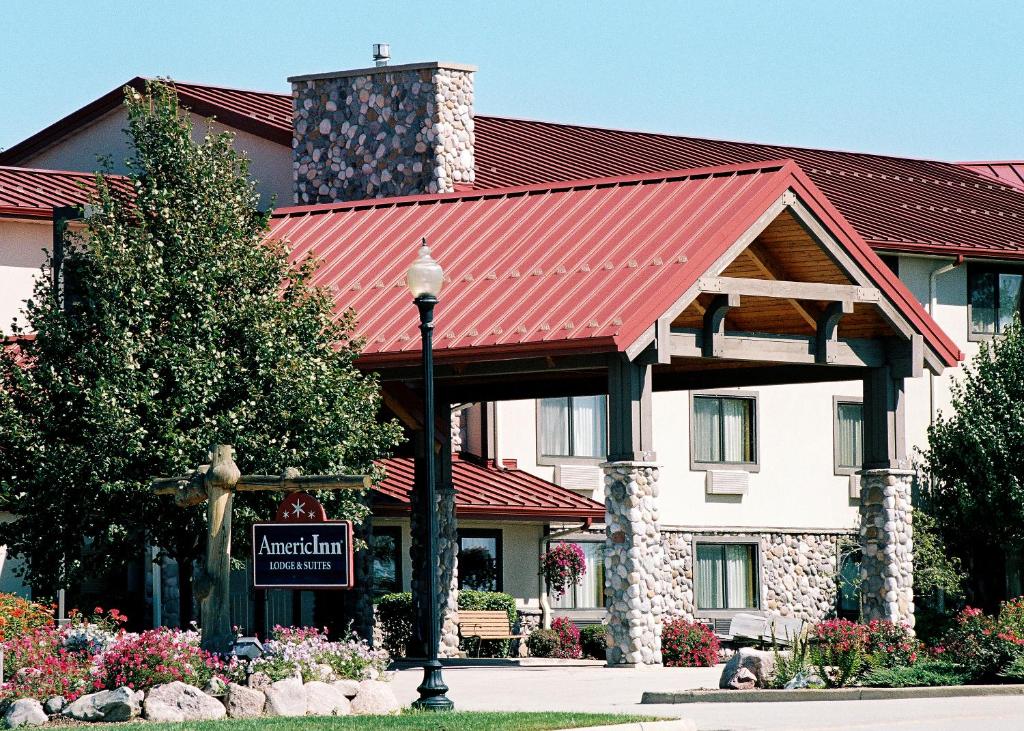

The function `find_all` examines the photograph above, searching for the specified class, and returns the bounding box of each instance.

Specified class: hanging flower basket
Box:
[542,543,587,599]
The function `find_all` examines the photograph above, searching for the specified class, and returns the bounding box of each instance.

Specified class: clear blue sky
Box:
[2,0,1022,161]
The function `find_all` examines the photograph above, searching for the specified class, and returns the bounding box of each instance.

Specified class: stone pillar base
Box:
[603,461,670,667]
[858,468,915,628]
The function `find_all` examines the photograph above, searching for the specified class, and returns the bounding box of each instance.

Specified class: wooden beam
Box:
[816,300,855,364]
[862,366,909,470]
[671,328,885,368]
[697,276,880,304]
[702,293,740,357]
[742,245,819,330]
[607,354,655,462]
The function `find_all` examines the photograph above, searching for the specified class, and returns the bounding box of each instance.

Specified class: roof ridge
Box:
[271,158,797,218]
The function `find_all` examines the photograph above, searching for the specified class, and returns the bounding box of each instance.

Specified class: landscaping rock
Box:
[314,664,337,682]
[719,647,778,689]
[4,698,47,728]
[349,680,400,716]
[247,671,272,692]
[727,667,758,690]
[784,670,825,689]
[225,683,265,719]
[64,686,141,722]
[304,681,350,716]
[42,697,65,715]
[203,676,228,697]
[264,677,307,717]
[332,679,360,698]
[144,681,227,722]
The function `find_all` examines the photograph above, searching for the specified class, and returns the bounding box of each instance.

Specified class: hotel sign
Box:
[251,492,354,589]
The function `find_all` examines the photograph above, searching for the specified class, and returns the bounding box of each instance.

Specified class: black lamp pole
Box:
[412,293,454,711]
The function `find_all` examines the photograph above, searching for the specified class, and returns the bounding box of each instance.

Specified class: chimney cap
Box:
[372,43,390,66]
[288,61,477,84]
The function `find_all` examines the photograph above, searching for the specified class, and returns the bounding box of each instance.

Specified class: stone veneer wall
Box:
[290,62,475,204]
[858,469,914,627]
[663,529,849,623]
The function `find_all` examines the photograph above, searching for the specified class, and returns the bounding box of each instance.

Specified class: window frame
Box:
[691,536,762,617]
[457,528,503,592]
[370,525,403,599]
[688,389,761,473]
[536,395,608,466]
[833,396,864,477]
[967,263,1024,342]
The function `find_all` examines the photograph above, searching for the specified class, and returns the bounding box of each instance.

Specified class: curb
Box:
[641,683,1024,704]
[556,721,696,731]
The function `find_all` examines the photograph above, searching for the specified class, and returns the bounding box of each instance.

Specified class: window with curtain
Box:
[970,266,1023,337]
[693,395,755,465]
[539,395,607,459]
[835,401,864,472]
[550,542,605,609]
[695,543,758,610]
[371,527,402,599]
[458,530,502,591]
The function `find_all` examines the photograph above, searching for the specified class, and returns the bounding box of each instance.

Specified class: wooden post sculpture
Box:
[151,444,370,654]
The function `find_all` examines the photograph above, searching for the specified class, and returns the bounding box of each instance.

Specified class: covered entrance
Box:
[271,159,961,666]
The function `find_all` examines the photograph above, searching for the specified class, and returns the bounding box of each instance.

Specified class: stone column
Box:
[858,468,914,627]
[603,461,670,667]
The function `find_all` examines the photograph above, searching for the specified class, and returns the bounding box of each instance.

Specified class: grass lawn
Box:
[91,712,657,730]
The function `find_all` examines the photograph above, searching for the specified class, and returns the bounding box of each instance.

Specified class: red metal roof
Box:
[270,159,961,369]
[959,161,1024,191]
[473,117,1024,260]
[373,456,604,521]
[0,166,127,219]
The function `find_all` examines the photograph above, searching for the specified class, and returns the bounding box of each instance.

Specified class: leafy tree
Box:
[922,317,1024,609]
[0,81,401,621]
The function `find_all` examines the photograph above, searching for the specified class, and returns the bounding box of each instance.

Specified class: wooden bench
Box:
[456,610,524,657]
[724,612,806,647]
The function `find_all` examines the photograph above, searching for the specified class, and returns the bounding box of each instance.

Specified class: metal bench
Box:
[456,610,525,657]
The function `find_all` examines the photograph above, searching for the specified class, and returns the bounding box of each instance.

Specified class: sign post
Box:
[151,445,369,654]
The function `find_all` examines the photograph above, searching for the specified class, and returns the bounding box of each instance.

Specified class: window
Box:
[695,542,759,611]
[538,395,607,461]
[834,398,864,475]
[458,530,502,591]
[969,265,1023,338]
[550,542,605,610]
[837,551,861,620]
[371,527,402,598]
[691,393,757,469]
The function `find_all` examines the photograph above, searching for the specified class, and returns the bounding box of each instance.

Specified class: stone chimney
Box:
[289,61,476,204]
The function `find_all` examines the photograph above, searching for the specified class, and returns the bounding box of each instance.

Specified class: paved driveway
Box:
[390,663,1024,730]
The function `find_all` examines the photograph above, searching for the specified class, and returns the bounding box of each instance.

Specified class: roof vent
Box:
[372,43,390,67]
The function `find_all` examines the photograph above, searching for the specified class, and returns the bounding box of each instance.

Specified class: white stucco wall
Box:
[0,220,50,334]
[0,512,31,597]
[19,109,292,209]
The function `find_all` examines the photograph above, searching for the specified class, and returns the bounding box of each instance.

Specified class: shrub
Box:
[248,626,387,681]
[458,590,517,658]
[542,544,587,599]
[0,593,53,642]
[998,596,1024,635]
[661,619,719,667]
[580,624,609,660]
[770,628,812,688]
[861,661,970,688]
[100,628,226,690]
[526,629,559,658]
[0,628,93,701]
[62,607,128,656]
[935,606,1024,681]
[551,617,582,659]
[863,620,922,669]
[809,619,868,688]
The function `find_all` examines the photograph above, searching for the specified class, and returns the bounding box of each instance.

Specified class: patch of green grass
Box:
[93,711,657,731]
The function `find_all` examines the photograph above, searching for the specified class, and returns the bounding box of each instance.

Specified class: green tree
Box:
[0,81,401,621]
[922,317,1024,609]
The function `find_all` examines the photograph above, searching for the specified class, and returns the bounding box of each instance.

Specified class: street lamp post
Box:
[406,239,454,712]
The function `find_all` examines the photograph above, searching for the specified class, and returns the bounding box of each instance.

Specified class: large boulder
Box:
[42,697,65,716]
[332,679,360,699]
[350,680,400,716]
[225,683,266,719]
[304,681,351,716]
[247,671,272,692]
[264,677,307,717]
[64,687,141,722]
[719,647,779,689]
[4,699,47,728]
[144,681,227,722]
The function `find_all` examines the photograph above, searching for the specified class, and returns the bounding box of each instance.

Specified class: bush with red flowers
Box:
[863,619,922,669]
[99,628,227,690]
[661,618,720,667]
[810,618,868,687]
[934,606,1024,681]
[550,617,582,659]
[0,626,92,701]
